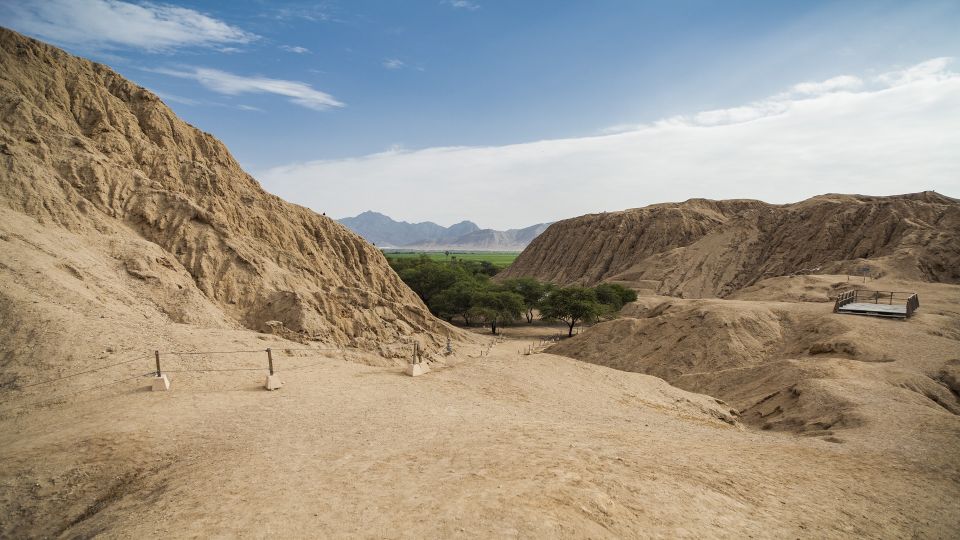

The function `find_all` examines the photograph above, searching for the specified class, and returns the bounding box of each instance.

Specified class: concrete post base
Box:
[264,374,283,390]
[151,374,170,391]
[405,363,430,377]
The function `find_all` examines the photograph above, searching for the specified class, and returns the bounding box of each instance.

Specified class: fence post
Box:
[264,348,282,390]
[151,350,170,391]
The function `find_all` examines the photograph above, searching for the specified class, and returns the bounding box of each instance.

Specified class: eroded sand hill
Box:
[547,275,960,524]
[551,274,960,432]
[0,27,457,354]
[499,193,960,296]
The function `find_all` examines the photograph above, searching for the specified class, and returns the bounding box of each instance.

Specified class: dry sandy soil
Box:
[2,322,957,539]
[2,271,960,538]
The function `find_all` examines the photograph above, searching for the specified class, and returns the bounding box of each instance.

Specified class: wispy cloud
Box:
[614,63,939,131]
[267,4,334,22]
[148,67,343,111]
[788,75,863,96]
[0,0,257,52]
[382,58,406,70]
[445,0,480,10]
[151,91,201,106]
[260,59,960,230]
[281,45,311,54]
[876,57,954,86]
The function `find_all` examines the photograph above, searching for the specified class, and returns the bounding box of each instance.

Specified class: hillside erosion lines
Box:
[500,193,960,297]
[0,27,465,353]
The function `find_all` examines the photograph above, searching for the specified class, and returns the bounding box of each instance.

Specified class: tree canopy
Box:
[470,289,525,334]
[593,283,638,311]
[539,286,606,337]
[500,277,547,323]
[387,255,637,336]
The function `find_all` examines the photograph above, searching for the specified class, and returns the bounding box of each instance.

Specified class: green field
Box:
[383,250,519,268]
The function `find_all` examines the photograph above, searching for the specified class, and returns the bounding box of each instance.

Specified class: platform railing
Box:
[834,289,920,318]
[833,290,857,312]
[906,293,920,317]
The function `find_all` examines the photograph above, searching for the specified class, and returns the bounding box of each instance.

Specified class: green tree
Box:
[593,283,638,312]
[470,289,525,334]
[539,286,604,337]
[394,256,470,303]
[429,279,485,325]
[500,277,546,323]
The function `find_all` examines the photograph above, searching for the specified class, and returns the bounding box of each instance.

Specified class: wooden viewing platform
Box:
[833,290,919,319]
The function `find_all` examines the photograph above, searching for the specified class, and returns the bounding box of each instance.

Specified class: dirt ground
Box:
[1,317,958,538]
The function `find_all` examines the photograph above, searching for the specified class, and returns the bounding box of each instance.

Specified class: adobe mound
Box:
[549,275,960,436]
[500,193,960,297]
[0,27,459,365]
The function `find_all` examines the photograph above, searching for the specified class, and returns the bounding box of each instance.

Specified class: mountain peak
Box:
[338,212,545,250]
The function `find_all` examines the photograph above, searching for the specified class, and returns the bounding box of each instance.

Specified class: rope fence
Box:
[10,354,151,390]
[0,372,156,413]
[0,333,518,413]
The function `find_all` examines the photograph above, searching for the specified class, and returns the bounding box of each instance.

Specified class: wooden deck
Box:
[837,302,908,318]
[833,290,919,319]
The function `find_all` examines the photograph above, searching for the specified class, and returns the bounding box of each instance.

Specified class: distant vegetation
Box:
[387,255,636,335]
[384,250,518,270]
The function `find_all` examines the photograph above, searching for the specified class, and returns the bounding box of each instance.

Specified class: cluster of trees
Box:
[387,256,637,336]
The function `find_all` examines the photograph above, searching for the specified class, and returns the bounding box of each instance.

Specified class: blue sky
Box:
[2,1,959,227]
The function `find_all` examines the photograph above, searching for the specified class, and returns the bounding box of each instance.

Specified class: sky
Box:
[2,0,959,229]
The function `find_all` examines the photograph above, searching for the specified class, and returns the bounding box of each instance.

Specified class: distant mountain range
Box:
[338,211,550,251]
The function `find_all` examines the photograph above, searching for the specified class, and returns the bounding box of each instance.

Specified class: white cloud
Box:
[789,75,863,96]
[610,61,948,132]
[148,67,343,111]
[1,0,257,52]
[383,58,406,70]
[876,57,953,86]
[151,91,200,106]
[281,45,311,54]
[267,5,333,22]
[445,0,480,10]
[259,59,960,230]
